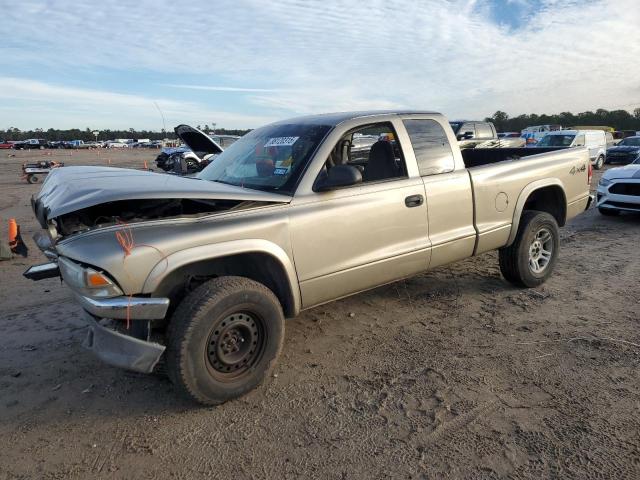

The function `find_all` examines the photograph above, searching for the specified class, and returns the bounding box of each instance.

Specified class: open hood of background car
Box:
[32,166,290,227]
[174,124,224,156]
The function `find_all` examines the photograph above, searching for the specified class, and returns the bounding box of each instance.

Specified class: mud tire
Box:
[499,211,559,288]
[167,276,284,406]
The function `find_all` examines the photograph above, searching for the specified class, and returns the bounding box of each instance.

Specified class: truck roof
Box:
[270,110,441,127]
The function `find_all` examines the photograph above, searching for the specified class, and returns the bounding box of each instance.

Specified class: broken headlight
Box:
[58,256,123,298]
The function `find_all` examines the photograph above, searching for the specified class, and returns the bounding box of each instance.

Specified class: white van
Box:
[535,130,607,169]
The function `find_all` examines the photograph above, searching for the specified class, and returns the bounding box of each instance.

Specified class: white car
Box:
[106,141,129,148]
[534,130,607,169]
[596,157,640,215]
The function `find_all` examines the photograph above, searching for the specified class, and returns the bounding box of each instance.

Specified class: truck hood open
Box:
[174,124,223,156]
[33,166,290,226]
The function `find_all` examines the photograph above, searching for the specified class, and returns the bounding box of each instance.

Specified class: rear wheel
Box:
[598,207,620,216]
[499,211,559,288]
[27,174,39,184]
[167,276,284,406]
[594,155,605,170]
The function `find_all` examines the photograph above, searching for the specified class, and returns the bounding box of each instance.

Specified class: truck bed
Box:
[461,147,564,168]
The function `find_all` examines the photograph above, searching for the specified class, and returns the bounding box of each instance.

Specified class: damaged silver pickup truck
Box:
[25,111,593,405]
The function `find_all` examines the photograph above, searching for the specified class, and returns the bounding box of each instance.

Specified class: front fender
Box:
[141,239,301,314]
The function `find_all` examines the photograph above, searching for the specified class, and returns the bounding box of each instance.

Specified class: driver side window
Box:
[316,122,407,190]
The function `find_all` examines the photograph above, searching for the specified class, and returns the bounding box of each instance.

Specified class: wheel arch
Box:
[143,240,301,317]
[507,180,567,246]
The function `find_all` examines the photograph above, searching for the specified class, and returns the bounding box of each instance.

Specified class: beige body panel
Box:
[290,178,429,308]
[56,204,300,303]
[421,170,476,268]
[468,148,591,253]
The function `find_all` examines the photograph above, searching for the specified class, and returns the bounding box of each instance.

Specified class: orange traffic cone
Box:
[8,218,17,247]
[8,219,28,257]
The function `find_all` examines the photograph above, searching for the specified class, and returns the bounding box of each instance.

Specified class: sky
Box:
[1,0,639,130]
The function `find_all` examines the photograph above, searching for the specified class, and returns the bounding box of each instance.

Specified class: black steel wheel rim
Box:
[206,312,264,380]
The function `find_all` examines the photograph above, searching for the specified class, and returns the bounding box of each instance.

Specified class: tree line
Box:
[485,108,640,133]
[4,107,640,140]
[0,126,252,142]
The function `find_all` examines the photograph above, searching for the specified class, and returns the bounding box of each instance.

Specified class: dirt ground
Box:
[0,148,638,479]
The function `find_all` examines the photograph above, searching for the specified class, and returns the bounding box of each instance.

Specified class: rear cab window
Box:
[403,119,455,176]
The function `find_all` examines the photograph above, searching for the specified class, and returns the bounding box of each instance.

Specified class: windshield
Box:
[198,123,332,195]
[618,137,640,147]
[536,134,576,147]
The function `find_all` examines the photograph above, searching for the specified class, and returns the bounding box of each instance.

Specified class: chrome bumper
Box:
[82,313,165,373]
[73,293,170,320]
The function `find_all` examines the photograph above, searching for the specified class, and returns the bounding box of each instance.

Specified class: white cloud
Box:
[163,84,277,92]
[1,0,640,127]
[0,77,276,129]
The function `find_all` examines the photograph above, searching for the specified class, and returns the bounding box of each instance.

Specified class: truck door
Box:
[402,119,476,269]
[290,121,430,309]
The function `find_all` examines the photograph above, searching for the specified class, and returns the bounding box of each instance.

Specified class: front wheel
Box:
[167,276,285,406]
[27,174,39,184]
[594,155,604,170]
[499,211,560,288]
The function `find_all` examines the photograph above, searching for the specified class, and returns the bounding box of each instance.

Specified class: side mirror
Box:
[315,164,362,192]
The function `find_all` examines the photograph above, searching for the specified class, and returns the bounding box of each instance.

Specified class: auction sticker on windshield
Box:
[264,136,299,147]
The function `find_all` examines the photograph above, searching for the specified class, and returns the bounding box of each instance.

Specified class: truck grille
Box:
[610,183,640,196]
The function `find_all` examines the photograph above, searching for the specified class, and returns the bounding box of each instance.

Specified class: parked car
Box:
[612,130,637,145]
[521,125,563,145]
[448,121,497,149]
[533,130,607,169]
[155,125,223,174]
[24,110,592,405]
[14,138,47,150]
[596,155,640,215]
[105,141,129,148]
[605,136,640,165]
[0,140,14,149]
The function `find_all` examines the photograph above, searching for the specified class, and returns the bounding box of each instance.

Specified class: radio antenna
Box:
[153,101,167,135]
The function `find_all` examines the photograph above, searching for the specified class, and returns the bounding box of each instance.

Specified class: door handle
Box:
[405,194,424,208]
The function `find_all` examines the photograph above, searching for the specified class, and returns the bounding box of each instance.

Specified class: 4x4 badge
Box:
[570,164,586,175]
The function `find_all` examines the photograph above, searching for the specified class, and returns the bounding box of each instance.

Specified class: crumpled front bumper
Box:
[72,292,169,320]
[25,259,171,373]
[82,313,165,374]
